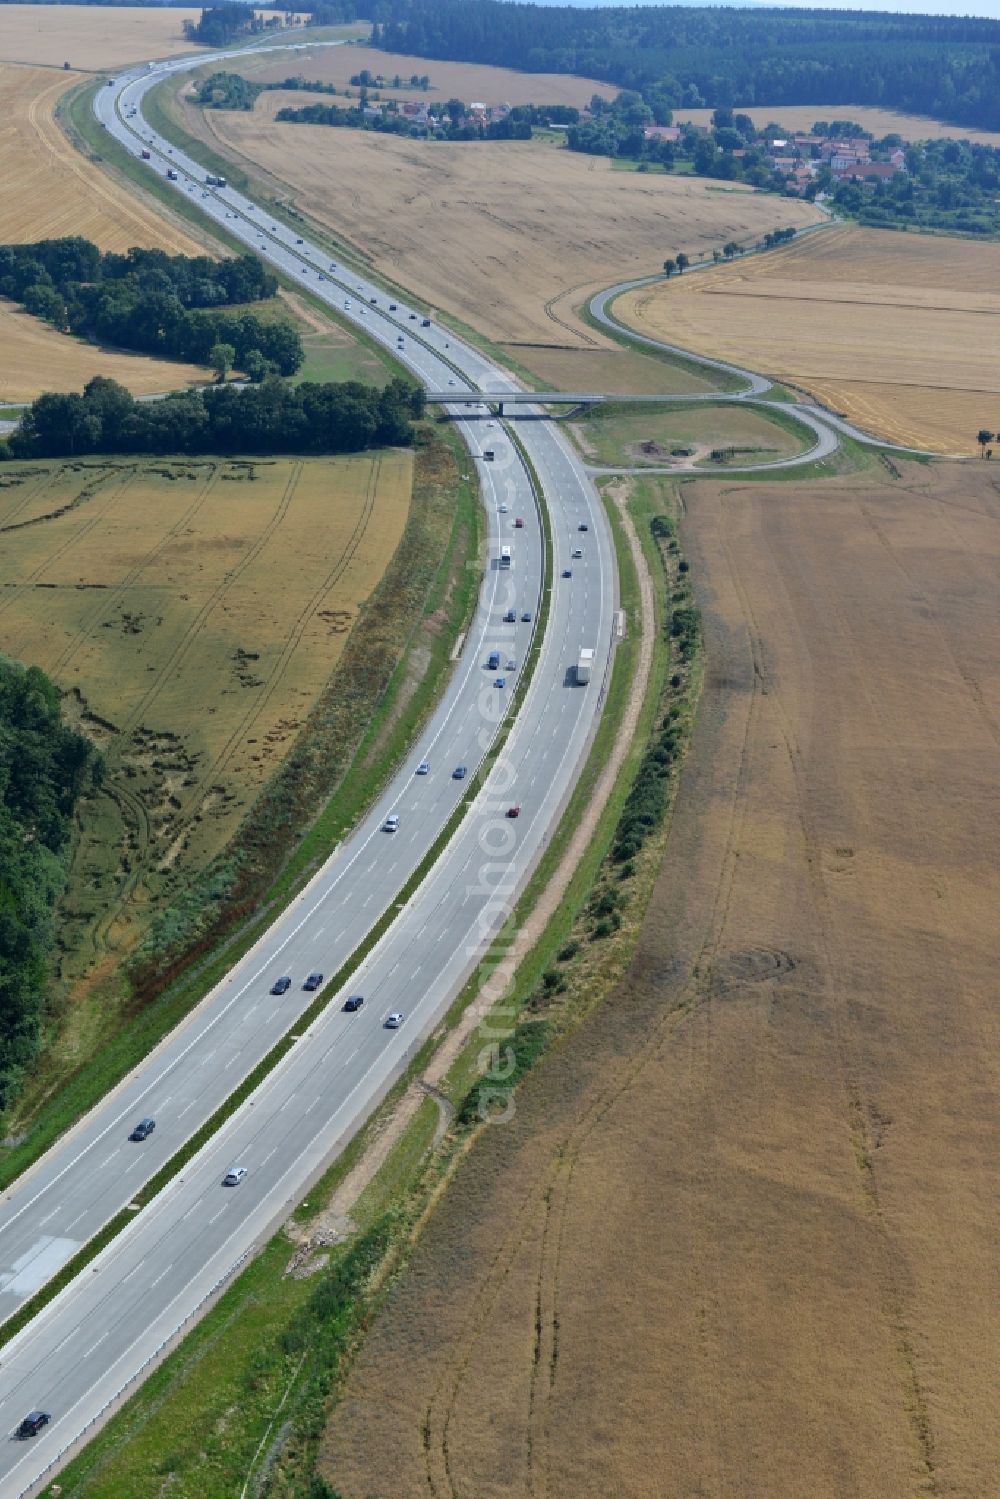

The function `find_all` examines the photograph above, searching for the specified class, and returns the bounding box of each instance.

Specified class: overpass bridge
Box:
[424,390,607,416]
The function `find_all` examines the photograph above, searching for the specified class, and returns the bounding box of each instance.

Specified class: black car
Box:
[303,972,324,992]
[503,609,516,623]
[521,611,532,622]
[343,994,364,1012]
[17,1411,50,1439]
[129,1117,155,1142]
[270,976,291,996]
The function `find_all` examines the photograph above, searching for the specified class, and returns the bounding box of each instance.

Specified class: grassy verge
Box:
[578,292,745,395]
[0,430,479,1182]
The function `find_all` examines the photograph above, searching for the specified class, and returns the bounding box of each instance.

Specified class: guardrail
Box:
[17,1248,250,1499]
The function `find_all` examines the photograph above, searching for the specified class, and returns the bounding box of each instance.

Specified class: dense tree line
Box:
[194,71,263,110]
[275,93,574,141]
[371,1,1000,134]
[0,660,100,1109]
[3,375,425,461]
[0,237,302,376]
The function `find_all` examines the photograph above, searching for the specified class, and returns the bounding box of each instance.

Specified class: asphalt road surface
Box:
[0,45,617,1497]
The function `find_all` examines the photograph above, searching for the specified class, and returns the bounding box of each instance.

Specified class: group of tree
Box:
[275,92,576,141]
[370,1,1000,135]
[3,375,425,462]
[194,71,262,111]
[825,138,1000,237]
[0,659,101,1110]
[0,237,302,376]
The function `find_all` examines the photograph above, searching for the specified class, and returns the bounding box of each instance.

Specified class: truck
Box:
[165,168,178,181]
[205,174,227,188]
[499,545,511,570]
[139,149,151,160]
[576,647,595,686]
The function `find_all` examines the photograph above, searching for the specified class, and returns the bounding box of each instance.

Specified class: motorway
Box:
[0,44,617,1497]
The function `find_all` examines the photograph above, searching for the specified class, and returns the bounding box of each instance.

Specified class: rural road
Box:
[0,43,618,1498]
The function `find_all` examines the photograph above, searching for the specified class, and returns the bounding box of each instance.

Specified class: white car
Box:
[416,761,430,776]
[385,1012,404,1029]
[499,503,508,513]
[383,814,400,832]
[571,547,583,558]
[223,1166,247,1186]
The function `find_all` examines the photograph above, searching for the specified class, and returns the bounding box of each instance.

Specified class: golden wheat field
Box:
[0,4,203,68]
[0,63,207,395]
[676,102,1000,148]
[179,92,821,346]
[323,457,1000,1499]
[0,452,410,965]
[617,223,1000,453]
[229,41,616,110]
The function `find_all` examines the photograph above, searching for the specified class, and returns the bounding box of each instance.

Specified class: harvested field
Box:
[616,223,1000,453]
[570,400,808,468]
[501,343,721,398]
[0,4,203,69]
[676,102,1000,149]
[175,88,821,346]
[229,41,616,110]
[0,452,410,972]
[0,300,207,402]
[323,456,1000,1499]
[0,65,202,251]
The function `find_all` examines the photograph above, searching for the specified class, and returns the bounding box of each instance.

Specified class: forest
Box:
[0,238,302,376]
[371,1,1000,133]
[3,374,425,460]
[0,660,99,1110]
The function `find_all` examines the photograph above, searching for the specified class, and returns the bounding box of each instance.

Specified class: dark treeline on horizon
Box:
[371,2,1000,132]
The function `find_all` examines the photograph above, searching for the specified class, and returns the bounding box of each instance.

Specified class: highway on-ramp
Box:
[0,45,617,1497]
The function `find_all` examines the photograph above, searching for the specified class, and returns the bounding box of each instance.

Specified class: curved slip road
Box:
[0,44,618,1497]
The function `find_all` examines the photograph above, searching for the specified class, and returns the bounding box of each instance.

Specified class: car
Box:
[506,657,517,671]
[514,517,524,528]
[562,568,573,578]
[409,312,417,319]
[504,609,516,623]
[271,225,277,231]
[370,296,378,304]
[494,676,506,689]
[223,1167,247,1186]
[329,262,337,270]
[578,521,589,531]
[521,610,532,622]
[452,765,467,780]
[318,274,325,282]
[270,976,292,995]
[385,1011,404,1028]
[507,805,521,819]
[303,972,324,992]
[295,237,304,244]
[343,994,364,1012]
[383,814,400,832]
[17,1411,50,1439]
[389,302,397,310]
[499,503,509,513]
[572,548,583,558]
[416,760,430,776]
[129,1117,155,1142]
[447,378,456,386]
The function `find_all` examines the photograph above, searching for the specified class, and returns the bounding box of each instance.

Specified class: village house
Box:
[644,124,681,142]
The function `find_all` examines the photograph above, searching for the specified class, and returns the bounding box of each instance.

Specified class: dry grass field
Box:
[0,4,204,68]
[571,400,809,468]
[0,301,207,401]
[181,92,821,347]
[0,64,202,250]
[677,102,1000,148]
[323,456,1000,1499]
[0,63,209,395]
[616,224,1000,453]
[0,452,410,973]
[231,41,616,110]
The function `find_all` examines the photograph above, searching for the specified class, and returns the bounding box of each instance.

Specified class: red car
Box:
[514,517,524,528]
[507,805,521,819]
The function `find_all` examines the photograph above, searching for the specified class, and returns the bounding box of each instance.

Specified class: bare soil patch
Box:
[617,223,1000,454]
[321,457,1000,1499]
[174,83,820,347]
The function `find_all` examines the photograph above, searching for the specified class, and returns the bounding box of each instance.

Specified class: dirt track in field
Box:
[321,457,1000,1499]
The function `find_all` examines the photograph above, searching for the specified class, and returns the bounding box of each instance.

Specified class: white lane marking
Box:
[178,1100,197,1118]
[81,1331,108,1359]
[209,1206,227,1225]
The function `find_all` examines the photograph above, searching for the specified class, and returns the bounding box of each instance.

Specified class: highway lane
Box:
[0,46,616,1496]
